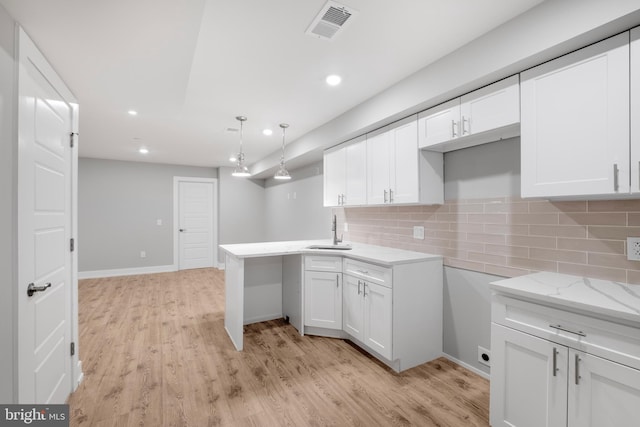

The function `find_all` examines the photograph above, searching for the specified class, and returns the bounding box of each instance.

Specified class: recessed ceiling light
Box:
[128,110,138,116]
[326,74,342,86]
[138,147,149,154]
[263,129,273,136]
[229,155,237,163]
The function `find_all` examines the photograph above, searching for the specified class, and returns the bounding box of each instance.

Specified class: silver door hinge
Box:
[70,132,78,148]
[70,238,75,252]
[70,342,75,356]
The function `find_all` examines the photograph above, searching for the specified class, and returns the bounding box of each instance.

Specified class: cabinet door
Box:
[460,75,519,136]
[366,131,392,204]
[390,119,419,204]
[521,33,630,198]
[345,139,367,206]
[342,274,364,341]
[568,350,640,427]
[304,271,342,329]
[631,27,640,193]
[323,148,346,207]
[417,98,460,148]
[363,282,392,360]
[490,323,567,427]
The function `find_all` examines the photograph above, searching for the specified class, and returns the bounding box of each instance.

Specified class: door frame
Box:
[172,177,218,270]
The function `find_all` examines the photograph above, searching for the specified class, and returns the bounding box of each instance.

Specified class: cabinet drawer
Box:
[492,294,640,370]
[343,258,392,287]
[304,255,342,272]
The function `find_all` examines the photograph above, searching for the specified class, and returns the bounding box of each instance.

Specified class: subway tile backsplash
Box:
[336,197,640,285]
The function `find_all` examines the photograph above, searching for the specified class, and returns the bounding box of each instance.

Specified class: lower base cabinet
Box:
[490,295,640,427]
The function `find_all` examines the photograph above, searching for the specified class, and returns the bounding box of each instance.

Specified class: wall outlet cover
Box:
[413,226,425,240]
[478,346,491,367]
[627,237,640,261]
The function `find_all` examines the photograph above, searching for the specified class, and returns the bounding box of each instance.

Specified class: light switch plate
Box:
[627,237,640,261]
[413,226,425,240]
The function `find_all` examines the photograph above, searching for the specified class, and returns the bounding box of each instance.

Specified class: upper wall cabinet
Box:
[323,136,367,207]
[418,75,520,152]
[520,32,630,198]
[631,27,640,194]
[367,116,443,206]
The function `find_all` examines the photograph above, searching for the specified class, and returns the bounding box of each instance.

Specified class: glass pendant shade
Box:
[274,123,291,180]
[231,115,251,177]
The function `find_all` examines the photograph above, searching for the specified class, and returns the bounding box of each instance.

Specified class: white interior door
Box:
[176,179,216,270]
[18,28,74,404]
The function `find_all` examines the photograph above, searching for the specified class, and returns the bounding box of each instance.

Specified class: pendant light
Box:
[232,115,251,177]
[274,123,291,180]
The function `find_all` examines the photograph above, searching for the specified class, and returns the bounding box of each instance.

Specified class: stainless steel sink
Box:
[306,244,352,250]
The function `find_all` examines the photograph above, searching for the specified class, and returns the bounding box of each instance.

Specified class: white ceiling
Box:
[0,0,544,172]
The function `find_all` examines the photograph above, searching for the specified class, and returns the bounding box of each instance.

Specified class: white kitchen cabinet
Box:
[520,32,630,198]
[367,115,443,205]
[323,136,367,207]
[490,292,640,427]
[342,273,364,340]
[631,26,640,193]
[418,75,520,152]
[304,256,342,330]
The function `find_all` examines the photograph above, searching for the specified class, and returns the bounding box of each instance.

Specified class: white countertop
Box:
[219,239,441,266]
[491,271,640,325]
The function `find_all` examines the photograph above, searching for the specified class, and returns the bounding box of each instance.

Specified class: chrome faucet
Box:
[332,215,343,245]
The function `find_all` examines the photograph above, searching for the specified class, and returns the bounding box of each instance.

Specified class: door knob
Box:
[179,228,186,232]
[27,282,51,297]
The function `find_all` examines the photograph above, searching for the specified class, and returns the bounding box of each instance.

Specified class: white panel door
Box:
[342,274,364,341]
[363,282,392,360]
[417,99,460,148]
[344,140,367,206]
[490,323,567,427]
[568,350,640,427]
[390,119,419,204]
[18,29,73,404]
[304,271,342,329]
[366,131,391,204]
[323,148,346,206]
[631,26,640,193]
[521,33,630,198]
[460,75,520,136]
[178,181,214,270]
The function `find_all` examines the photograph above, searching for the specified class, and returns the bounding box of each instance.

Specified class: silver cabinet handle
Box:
[336,274,340,288]
[337,194,341,205]
[383,189,388,203]
[342,194,345,205]
[357,280,361,295]
[451,120,458,138]
[356,269,369,275]
[462,116,469,135]
[575,354,581,385]
[179,228,187,232]
[549,324,586,337]
[27,282,51,297]
[552,347,558,377]
[614,163,619,192]
[363,282,368,297]
[389,188,394,203]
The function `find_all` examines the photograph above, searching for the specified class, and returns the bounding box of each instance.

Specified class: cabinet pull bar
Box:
[383,189,388,203]
[363,283,368,297]
[614,163,619,192]
[549,324,586,337]
[356,269,369,275]
[357,280,361,295]
[552,347,557,377]
[389,188,394,203]
[336,274,339,288]
[575,354,581,385]
[451,120,457,138]
[462,116,469,135]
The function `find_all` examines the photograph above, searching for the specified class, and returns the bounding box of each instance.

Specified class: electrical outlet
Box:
[343,222,349,232]
[627,237,640,261]
[156,219,162,226]
[413,226,425,240]
[478,346,491,367]
[140,250,146,258]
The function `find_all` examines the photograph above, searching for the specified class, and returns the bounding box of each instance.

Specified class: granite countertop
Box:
[219,239,441,266]
[491,271,640,326]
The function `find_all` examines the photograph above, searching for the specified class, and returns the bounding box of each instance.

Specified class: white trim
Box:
[78,264,176,279]
[173,176,218,271]
[218,262,225,270]
[441,353,490,380]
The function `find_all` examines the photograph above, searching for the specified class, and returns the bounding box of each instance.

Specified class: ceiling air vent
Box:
[305,1,357,41]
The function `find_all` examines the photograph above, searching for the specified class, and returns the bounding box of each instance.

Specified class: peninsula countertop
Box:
[491,271,640,326]
[219,239,441,266]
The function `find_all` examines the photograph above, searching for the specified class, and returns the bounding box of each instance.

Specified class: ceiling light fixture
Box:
[128,110,138,116]
[138,147,149,154]
[231,116,251,177]
[274,123,291,180]
[263,129,273,136]
[326,74,342,86]
[229,155,237,163]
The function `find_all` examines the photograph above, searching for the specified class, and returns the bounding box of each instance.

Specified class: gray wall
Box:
[0,4,15,403]
[78,158,217,272]
[264,162,332,242]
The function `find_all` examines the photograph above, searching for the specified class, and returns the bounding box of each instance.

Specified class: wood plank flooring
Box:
[68,268,489,426]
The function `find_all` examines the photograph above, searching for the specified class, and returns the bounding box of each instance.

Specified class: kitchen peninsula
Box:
[219,240,443,372]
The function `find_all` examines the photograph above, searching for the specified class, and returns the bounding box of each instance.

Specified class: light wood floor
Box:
[68,268,489,426]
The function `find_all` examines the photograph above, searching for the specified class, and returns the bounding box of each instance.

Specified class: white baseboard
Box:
[441,353,490,380]
[218,262,225,270]
[78,264,177,279]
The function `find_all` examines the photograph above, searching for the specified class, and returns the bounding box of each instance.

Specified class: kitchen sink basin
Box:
[306,244,352,250]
